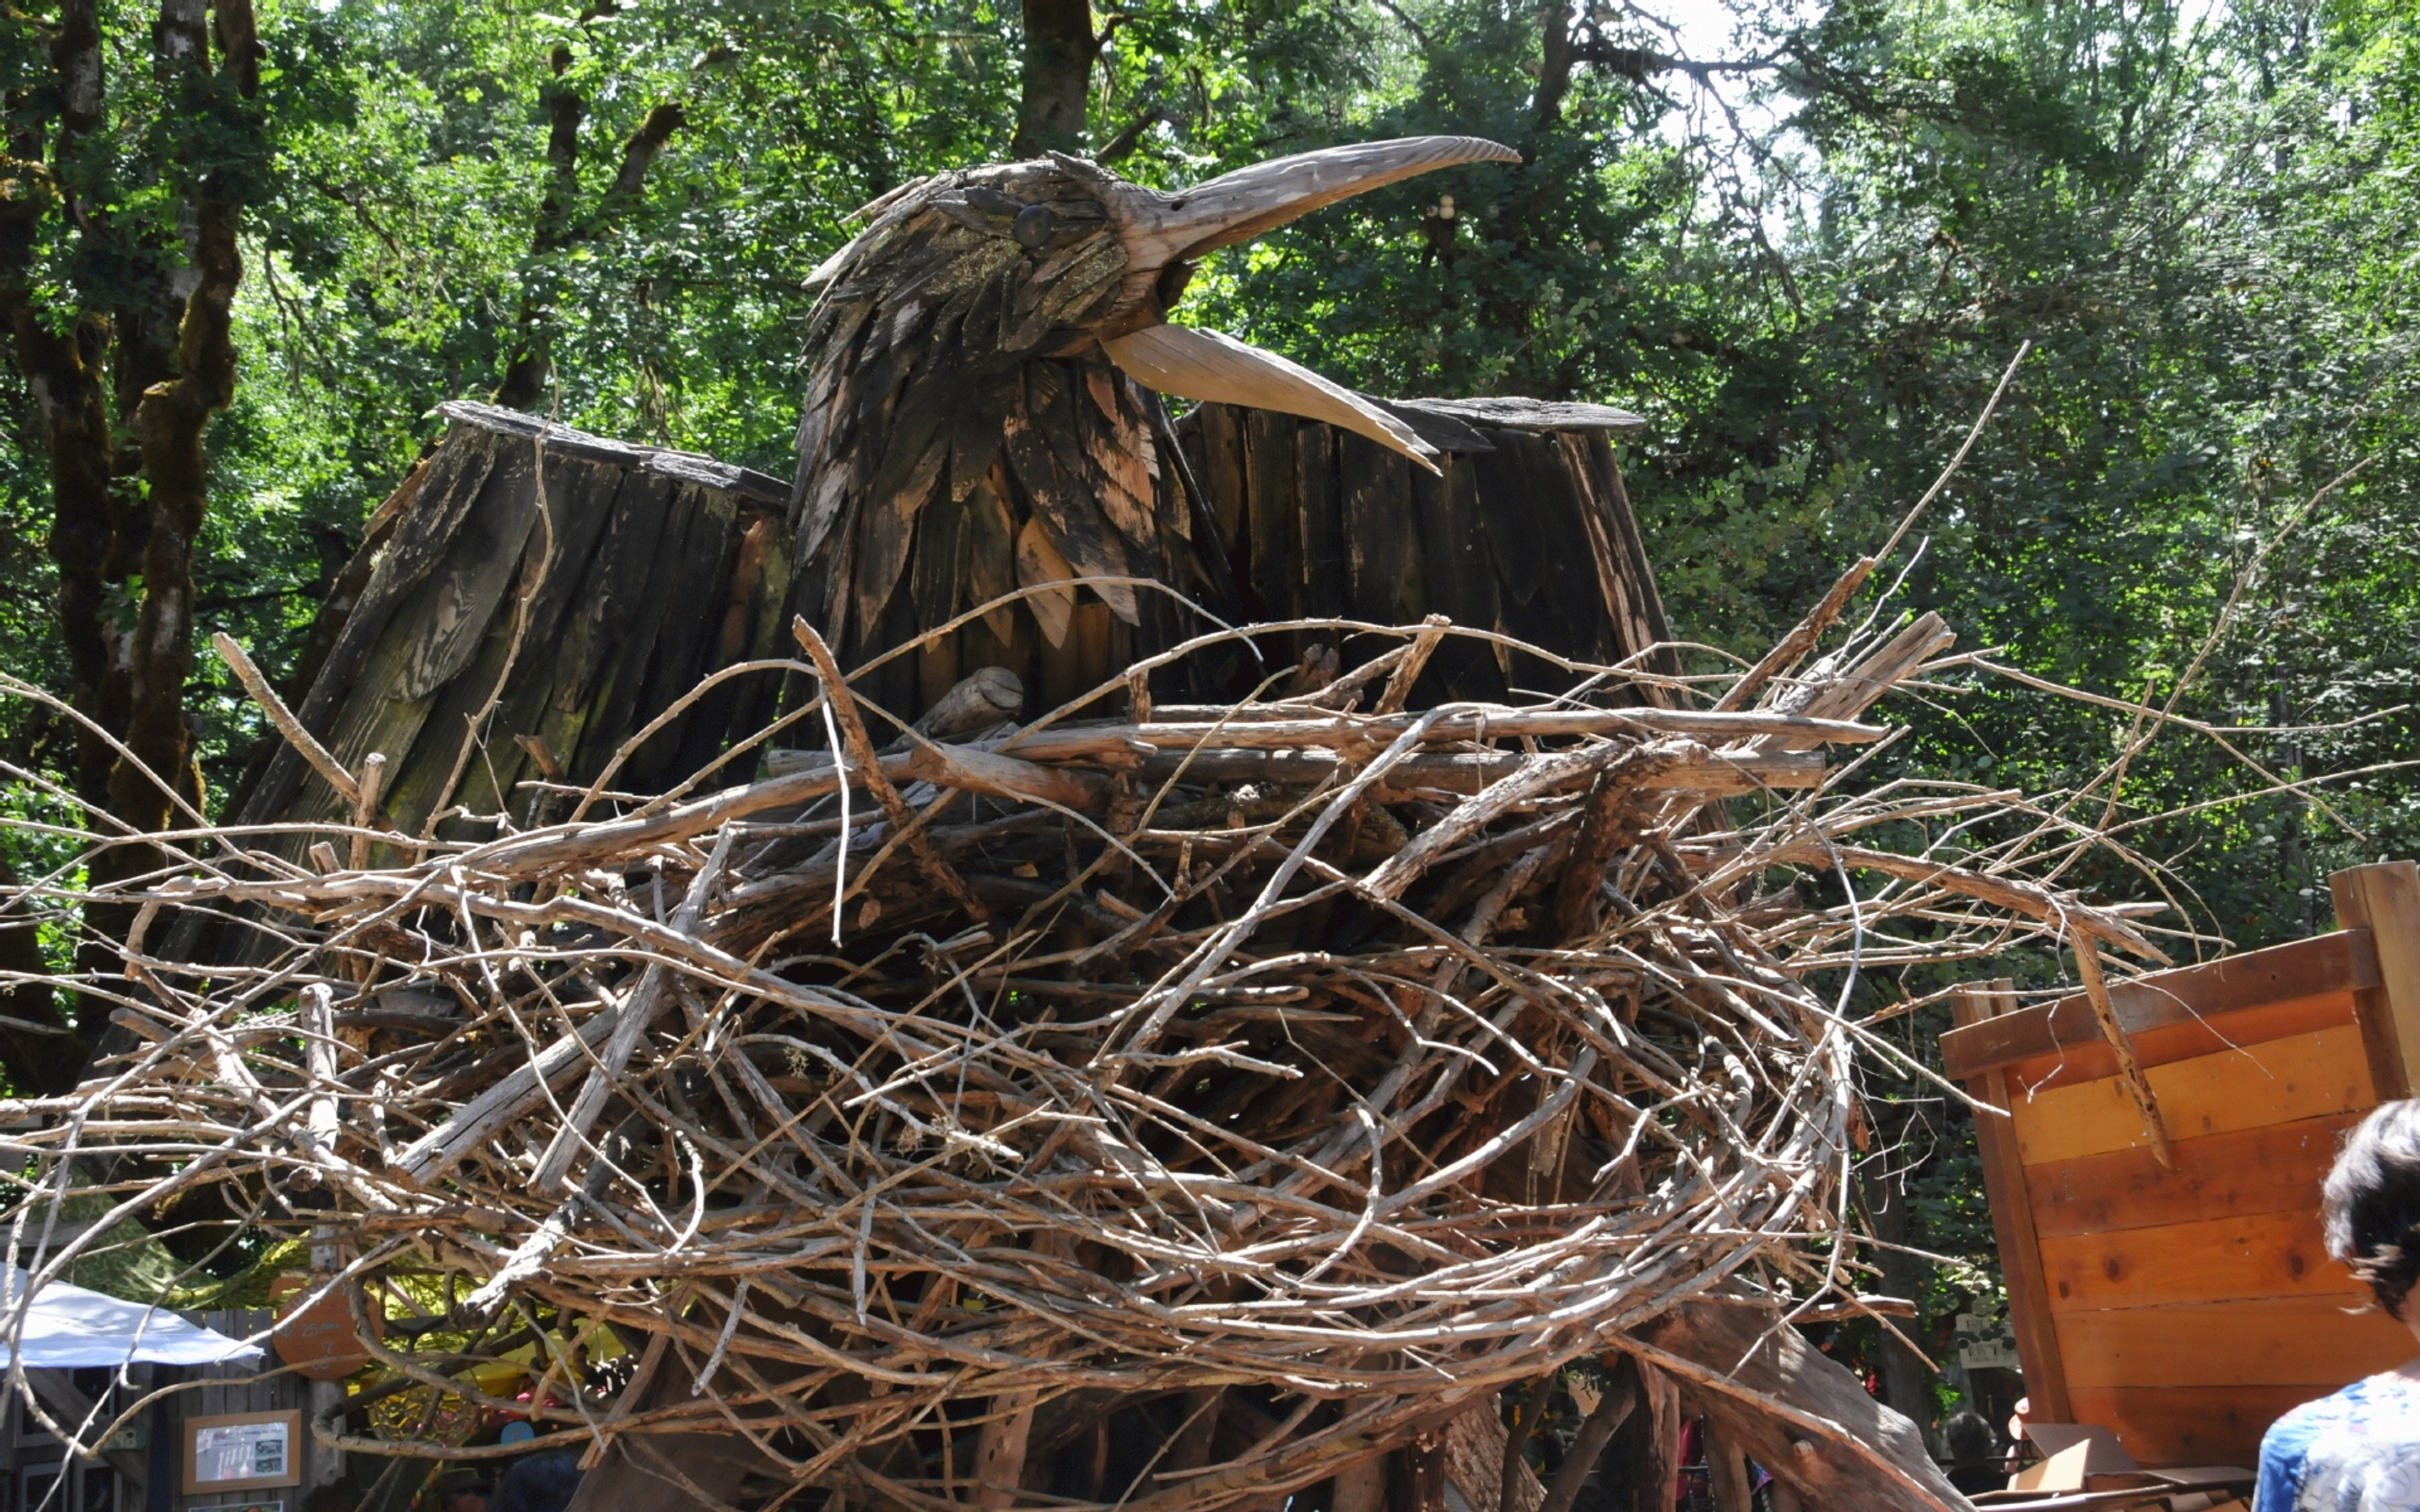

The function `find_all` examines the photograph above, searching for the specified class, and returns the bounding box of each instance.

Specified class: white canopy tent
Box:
[0,1273,261,1369]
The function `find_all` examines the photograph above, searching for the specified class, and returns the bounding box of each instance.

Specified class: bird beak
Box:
[1105,135,1520,273]
[1088,136,1517,472]
[1104,324,1443,473]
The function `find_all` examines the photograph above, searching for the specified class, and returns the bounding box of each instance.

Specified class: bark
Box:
[1535,0,1576,128]
[1,1,120,813]
[110,0,257,847]
[1014,0,1096,156]
[493,49,586,411]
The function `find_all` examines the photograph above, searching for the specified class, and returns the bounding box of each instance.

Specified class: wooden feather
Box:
[1015,517,1078,649]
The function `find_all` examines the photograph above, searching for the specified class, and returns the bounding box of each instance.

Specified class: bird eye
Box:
[1014,204,1061,250]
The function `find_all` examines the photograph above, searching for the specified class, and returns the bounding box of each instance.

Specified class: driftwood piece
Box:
[1626,1299,1974,1512]
[4,591,2168,1511]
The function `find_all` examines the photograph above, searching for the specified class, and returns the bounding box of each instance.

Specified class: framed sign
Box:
[182,1412,301,1495]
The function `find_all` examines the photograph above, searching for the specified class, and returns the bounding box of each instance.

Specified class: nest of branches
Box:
[0,598,2172,1511]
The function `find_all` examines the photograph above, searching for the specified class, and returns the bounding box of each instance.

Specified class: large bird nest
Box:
[0,596,2173,1510]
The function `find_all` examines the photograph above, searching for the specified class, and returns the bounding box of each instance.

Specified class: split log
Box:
[1177,397,1674,707]
[234,403,795,860]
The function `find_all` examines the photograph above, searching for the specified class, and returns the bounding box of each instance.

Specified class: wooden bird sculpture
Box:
[789,137,1519,712]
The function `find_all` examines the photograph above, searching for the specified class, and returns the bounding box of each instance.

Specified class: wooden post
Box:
[1950,980,2073,1424]
[2330,860,2420,1101]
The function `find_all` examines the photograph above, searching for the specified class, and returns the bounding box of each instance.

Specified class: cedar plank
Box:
[2024,1111,2360,1238]
[1941,930,2380,1078]
[2053,1297,2410,1389]
[2001,991,2357,1090]
[2009,1025,2374,1166]
[2065,1385,2333,1469]
[1953,985,2072,1423]
[2036,1204,2360,1312]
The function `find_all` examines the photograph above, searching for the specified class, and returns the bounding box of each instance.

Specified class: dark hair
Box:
[486,1453,583,1512]
[2323,1099,2420,1320]
[1942,1410,1999,1464]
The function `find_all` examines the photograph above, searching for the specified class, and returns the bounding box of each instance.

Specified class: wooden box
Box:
[1940,860,2420,1466]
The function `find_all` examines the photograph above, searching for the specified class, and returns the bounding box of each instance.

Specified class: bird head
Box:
[803,136,1518,480]
[791,137,1518,663]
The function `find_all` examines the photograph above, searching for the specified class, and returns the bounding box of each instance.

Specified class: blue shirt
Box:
[2258,1372,2420,1512]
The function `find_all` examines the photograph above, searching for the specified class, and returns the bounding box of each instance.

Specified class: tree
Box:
[1,0,268,1064]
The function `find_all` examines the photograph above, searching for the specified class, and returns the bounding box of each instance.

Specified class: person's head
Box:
[2323,1099,2420,1328]
[487,1452,583,1512]
[1942,1410,1998,1464]
[433,1469,490,1512]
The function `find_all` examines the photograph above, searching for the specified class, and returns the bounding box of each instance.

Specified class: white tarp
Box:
[0,1272,262,1368]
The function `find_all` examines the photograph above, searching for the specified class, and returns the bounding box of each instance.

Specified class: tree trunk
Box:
[97,0,260,940]
[1014,0,1096,156]
[1535,0,1576,127]
[0,0,264,1090]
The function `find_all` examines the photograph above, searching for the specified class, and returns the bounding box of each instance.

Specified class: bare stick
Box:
[214,632,357,805]
[791,617,989,926]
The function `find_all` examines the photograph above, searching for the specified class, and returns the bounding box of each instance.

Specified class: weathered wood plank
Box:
[319,438,545,838]
[1243,408,1300,620]
[1340,433,1416,625]
[1293,418,1342,630]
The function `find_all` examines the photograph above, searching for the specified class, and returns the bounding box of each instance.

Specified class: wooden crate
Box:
[1940,860,2420,1466]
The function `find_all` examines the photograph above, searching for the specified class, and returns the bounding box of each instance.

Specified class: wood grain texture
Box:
[2331,862,2420,1100]
[2024,1112,2361,1239]
[1953,983,2072,1423]
[2036,1205,2360,1312]
[1625,1299,1970,1512]
[2064,1385,2335,1469]
[232,410,794,867]
[2007,1025,2375,1166]
[1940,929,2379,1079]
[2054,1297,2411,1389]
[1998,991,2358,1091]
